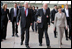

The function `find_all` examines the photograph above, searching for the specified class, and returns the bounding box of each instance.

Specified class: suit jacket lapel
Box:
[64,9,66,16]
[23,7,26,17]
[13,8,14,15]
[42,9,44,15]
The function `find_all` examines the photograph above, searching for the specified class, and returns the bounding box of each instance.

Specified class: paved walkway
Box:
[1,22,71,48]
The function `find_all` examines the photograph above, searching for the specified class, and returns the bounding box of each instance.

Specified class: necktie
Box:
[25,9,26,16]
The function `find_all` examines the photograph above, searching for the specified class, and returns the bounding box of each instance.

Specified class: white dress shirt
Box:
[43,8,46,15]
[65,8,69,17]
[24,7,28,17]
[14,8,17,17]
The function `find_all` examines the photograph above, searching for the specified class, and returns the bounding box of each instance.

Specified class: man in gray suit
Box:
[54,6,68,48]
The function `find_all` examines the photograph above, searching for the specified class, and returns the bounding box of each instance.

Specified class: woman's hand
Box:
[66,26,68,30]
[54,28,55,31]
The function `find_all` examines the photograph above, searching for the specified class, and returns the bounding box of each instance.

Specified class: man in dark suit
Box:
[35,6,39,33]
[62,4,71,40]
[9,3,19,37]
[51,5,58,38]
[35,3,51,48]
[17,4,22,10]
[17,2,32,48]
[32,6,37,32]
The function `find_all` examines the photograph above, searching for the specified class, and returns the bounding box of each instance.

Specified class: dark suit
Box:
[34,9,39,32]
[32,9,37,32]
[10,8,18,35]
[51,9,58,37]
[62,8,71,39]
[1,9,10,40]
[17,6,22,9]
[17,6,22,12]
[35,8,50,46]
[17,7,32,45]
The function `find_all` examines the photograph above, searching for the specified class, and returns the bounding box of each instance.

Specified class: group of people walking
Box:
[1,2,71,48]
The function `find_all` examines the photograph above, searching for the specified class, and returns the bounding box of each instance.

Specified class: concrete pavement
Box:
[1,22,71,48]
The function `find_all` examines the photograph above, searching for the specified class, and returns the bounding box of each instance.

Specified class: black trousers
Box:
[52,22,57,37]
[21,26,30,45]
[32,22,34,31]
[38,24,50,46]
[32,22,38,32]
[65,17,71,38]
[35,22,38,32]
[12,17,18,35]
[1,20,8,40]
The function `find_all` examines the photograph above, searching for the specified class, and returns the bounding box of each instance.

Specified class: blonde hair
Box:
[2,4,7,9]
[65,4,68,6]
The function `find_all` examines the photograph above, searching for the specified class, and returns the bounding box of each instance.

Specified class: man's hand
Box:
[48,25,50,27]
[31,23,32,26]
[9,20,11,22]
[52,21,54,23]
[37,21,40,23]
[17,22,19,25]
[47,16,49,18]
[19,20,20,21]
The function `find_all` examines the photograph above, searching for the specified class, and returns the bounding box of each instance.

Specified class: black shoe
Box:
[32,29,34,32]
[12,35,14,37]
[21,42,23,45]
[54,36,57,38]
[61,43,63,45]
[1,39,3,42]
[66,38,68,41]
[4,38,6,40]
[16,34,19,37]
[47,46,51,48]
[39,43,42,46]
[69,37,71,40]
[26,45,30,48]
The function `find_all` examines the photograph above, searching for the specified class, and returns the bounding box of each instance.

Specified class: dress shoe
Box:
[39,43,42,46]
[12,35,14,37]
[33,29,34,32]
[69,37,71,40]
[16,34,19,37]
[61,43,63,45]
[20,42,23,45]
[1,40,3,42]
[26,45,30,48]
[66,38,68,41]
[54,36,57,38]
[4,38,6,40]
[47,46,51,48]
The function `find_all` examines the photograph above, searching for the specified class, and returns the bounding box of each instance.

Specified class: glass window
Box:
[58,1,67,4]
[12,1,16,2]
[24,1,30,3]
[30,1,35,3]
[68,1,71,4]
[50,1,58,4]
[42,1,49,3]
[20,1,24,3]
[36,1,42,3]
[16,1,20,2]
